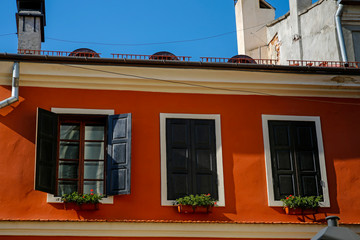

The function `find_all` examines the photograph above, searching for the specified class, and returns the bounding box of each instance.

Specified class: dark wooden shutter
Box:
[269,121,296,200]
[35,108,58,194]
[294,122,323,197]
[107,113,132,196]
[191,120,218,199]
[166,119,217,200]
[166,119,192,200]
[269,121,322,200]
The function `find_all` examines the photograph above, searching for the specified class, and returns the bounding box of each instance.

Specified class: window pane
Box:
[84,161,104,180]
[58,161,78,179]
[84,142,104,160]
[58,181,78,196]
[85,126,104,140]
[83,181,103,195]
[60,125,79,140]
[59,141,79,159]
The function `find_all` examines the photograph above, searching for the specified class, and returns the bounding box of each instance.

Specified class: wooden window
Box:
[57,115,106,196]
[268,121,323,200]
[166,119,218,200]
[35,108,132,197]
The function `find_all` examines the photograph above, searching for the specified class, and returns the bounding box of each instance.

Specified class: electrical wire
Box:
[47,22,268,46]
[61,63,360,107]
[0,33,16,37]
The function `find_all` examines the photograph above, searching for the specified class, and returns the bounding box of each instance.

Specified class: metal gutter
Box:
[335,0,349,65]
[0,62,19,109]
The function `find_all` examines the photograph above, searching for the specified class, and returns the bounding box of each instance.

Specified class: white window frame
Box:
[262,115,330,207]
[46,108,115,204]
[160,113,225,206]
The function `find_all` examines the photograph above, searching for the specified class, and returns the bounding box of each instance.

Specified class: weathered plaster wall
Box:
[299,0,340,62]
[267,0,341,65]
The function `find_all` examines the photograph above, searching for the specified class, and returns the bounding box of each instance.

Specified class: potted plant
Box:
[61,189,103,211]
[281,195,322,215]
[175,194,216,213]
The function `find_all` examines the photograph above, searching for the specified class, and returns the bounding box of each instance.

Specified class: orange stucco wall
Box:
[0,86,360,224]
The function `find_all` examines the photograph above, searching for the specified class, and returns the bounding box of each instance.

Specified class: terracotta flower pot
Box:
[284,207,317,215]
[196,206,213,213]
[177,205,195,213]
[177,205,213,213]
[64,202,99,211]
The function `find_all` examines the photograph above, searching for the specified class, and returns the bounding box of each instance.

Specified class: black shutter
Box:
[294,122,323,197]
[35,108,58,194]
[166,119,192,200]
[107,113,132,196]
[166,119,217,200]
[269,121,296,200]
[269,121,323,200]
[191,120,218,199]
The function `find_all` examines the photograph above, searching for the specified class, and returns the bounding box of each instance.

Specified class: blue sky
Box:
[0,0,314,60]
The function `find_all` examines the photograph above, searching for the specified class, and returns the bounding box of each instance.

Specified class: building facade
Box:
[0,0,360,239]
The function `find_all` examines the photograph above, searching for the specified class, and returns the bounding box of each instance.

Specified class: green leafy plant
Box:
[61,189,103,205]
[281,195,323,209]
[175,194,217,207]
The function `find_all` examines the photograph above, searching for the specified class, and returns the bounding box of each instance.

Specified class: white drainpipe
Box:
[0,62,20,109]
[335,0,349,65]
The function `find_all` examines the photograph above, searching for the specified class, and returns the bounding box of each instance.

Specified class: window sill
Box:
[269,200,330,208]
[47,194,114,204]
[162,200,225,207]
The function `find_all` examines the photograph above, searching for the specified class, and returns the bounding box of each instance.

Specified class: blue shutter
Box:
[35,108,58,194]
[107,113,132,196]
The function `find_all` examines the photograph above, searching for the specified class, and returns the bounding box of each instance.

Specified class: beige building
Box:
[235,0,360,65]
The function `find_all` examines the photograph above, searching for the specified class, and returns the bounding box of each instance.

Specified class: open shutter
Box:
[166,119,192,200]
[35,108,58,194]
[107,113,132,196]
[269,121,296,200]
[191,120,218,199]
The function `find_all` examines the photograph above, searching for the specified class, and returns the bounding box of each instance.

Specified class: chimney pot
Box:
[326,216,340,227]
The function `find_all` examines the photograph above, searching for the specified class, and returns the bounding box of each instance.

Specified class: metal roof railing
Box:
[18,49,101,57]
[200,57,279,65]
[288,60,360,68]
[111,53,191,61]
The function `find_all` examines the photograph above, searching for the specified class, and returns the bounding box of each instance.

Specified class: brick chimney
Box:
[16,0,46,52]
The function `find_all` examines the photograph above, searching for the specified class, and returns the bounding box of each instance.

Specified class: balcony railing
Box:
[18,49,101,57]
[288,60,360,68]
[111,53,191,61]
[200,57,278,65]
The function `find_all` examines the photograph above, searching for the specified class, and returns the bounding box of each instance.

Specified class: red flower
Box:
[90,193,94,195]
[83,196,85,198]
[286,197,289,200]
[90,189,94,192]
[207,193,210,196]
